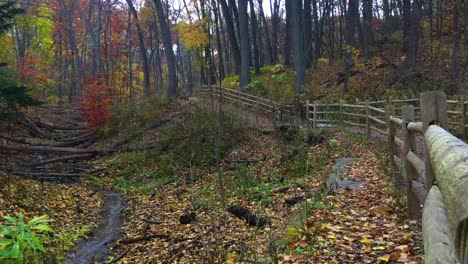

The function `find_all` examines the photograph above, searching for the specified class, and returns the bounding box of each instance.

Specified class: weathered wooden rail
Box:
[196,86,468,263]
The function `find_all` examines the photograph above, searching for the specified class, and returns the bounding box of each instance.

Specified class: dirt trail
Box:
[66,191,124,264]
[1,105,126,263]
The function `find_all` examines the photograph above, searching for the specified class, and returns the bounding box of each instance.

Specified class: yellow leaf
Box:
[378,255,390,262]
[360,237,372,244]
[225,253,237,264]
[373,246,386,250]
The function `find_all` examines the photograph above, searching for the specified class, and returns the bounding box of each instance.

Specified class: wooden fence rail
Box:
[196,86,468,264]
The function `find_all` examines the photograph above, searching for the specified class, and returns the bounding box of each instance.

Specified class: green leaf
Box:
[10,242,19,257]
[31,225,52,232]
[0,239,13,247]
[3,216,16,225]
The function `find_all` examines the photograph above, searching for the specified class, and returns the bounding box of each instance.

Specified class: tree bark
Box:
[405,0,423,72]
[212,0,225,81]
[452,0,462,86]
[312,0,321,66]
[284,0,291,66]
[361,0,373,60]
[303,0,313,68]
[239,0,251,87]
[219,0,241,73]
[127,0,151,96]
[249,0,260,75]
[291,0,305,93]
[343,0,359,94]
[258,0,273,64]
[153,0,178,97]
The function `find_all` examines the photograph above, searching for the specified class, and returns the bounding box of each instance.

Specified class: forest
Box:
[0,0,467,263]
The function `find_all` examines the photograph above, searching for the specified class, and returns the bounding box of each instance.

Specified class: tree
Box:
[239,0,250,88]
[249,0,260,75]
[0,1,23,34]
[405,0,423,72]
[127,0,151,96]
[361,0,373,60]
[343,0,359,94]
[290,0,305,93]
[303,0,313,68]
[219,0,241,73]
[452,0,462,86]
[153,0,178,97]
[0,3,38,111]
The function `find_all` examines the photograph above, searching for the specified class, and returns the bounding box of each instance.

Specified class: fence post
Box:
[255,95,260,126]
[340,99,345,127]
[366,100,371,137]
[420,91,448,190]
[386,105,396,156]
[313,101,317,128]
[402,105,420,219]
[461,95,466,140]
[386,104,402,190]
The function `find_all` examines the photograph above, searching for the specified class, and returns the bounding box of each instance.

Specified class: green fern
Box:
[0,213,52,264]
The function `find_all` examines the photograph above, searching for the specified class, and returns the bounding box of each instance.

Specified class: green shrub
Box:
[163,108,244,168]
[0,67,41,111]
[243,80,265,95]
[299,127,327,144]
[222,75,240,88]
[0,214,52,263]
[260,65,274,74]
[50,225,92,261]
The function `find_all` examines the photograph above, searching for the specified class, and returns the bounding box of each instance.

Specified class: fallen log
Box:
[12,172,88,178]
[111,114,179,148]
[18,118,53,139]
[1,141,169,155]
[36,120,85,131]
[227,205,269,228]
[24,154,94,168]
[51,133,96,148]
[0,135,32,145]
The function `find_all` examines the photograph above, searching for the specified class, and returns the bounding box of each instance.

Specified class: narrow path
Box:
[1,105,126,263]
[66,191,124,264]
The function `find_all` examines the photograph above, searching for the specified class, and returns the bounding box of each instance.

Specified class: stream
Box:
[65,191,124,264]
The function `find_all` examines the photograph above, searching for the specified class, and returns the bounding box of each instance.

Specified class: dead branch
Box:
[119,234,171,244]
[24,154,94,168]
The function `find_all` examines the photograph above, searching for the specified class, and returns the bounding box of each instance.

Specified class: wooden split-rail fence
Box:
[197,86,468,263]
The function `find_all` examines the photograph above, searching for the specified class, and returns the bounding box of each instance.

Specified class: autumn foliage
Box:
[79,77,113,128]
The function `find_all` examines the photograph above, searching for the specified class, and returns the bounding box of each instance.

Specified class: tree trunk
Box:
[303,0,313,68]
[212,0,225,81]
[284,0,291,66]
[239,0,251,87]
[219,0,241,73]
[271,0,281,64]
[312,0,321,66]
[127,0,151,96]
[153,0,178,97]
[405,0,423,72]
[452,1,462,89]
[258,0,273,64]
[361,0,373,60]
[249,0,260,75]
[291,0,305,93]
[343,0,359,94]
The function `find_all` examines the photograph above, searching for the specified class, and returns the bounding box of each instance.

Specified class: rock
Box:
[179,212,196,225]
[324,158,362,193]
